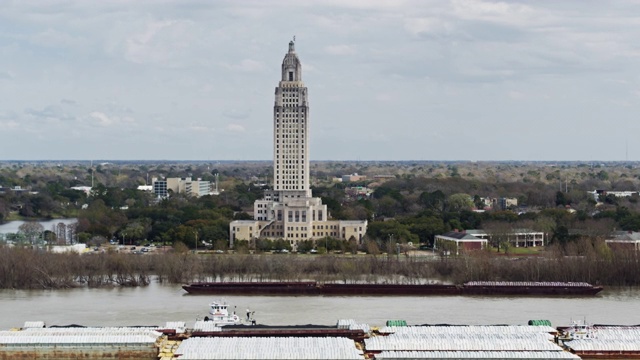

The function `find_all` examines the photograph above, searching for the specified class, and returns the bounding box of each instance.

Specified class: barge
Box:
[6,319,640,359]
[182,281,603,296]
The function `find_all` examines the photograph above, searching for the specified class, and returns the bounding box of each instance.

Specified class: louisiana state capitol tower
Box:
[230,41,367,250]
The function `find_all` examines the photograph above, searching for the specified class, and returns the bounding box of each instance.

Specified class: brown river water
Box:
[1,280,638,329]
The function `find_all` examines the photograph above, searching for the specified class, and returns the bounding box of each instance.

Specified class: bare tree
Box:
[55,222,67,244]
[482,221,513,253]
[66,223,78,244]
[18,222,44,245]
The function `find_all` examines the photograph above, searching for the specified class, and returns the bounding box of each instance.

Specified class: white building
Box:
[151,177,211,198]
[589,190,639,202]
[466,229,545,247]
[230,41,367,250]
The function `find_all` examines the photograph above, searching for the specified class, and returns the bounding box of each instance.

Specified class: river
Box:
[1,280,638,329]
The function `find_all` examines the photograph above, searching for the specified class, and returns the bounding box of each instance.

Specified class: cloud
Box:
[223,59,265,73]
[24,105,76,124]
[0,71,15,80]
[29,28,84,48]
[508,90,526,100]
[89,111,135,127]
[0,120,19,129]
[223,109,250,120]
[60,99,77,105]
[0,111,20,129]
[451,0,535,24]
[122,18,197,66]
[324,44,356,55]
[226,124,245,132]
[188,123,214,132]
[404,17,454,38]
[105,102,134,114]
[375,93,393,102]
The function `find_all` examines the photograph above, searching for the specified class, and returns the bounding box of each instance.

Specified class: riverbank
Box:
[2,246,640,289]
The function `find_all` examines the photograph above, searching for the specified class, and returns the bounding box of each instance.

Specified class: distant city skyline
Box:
[1,1,639,161]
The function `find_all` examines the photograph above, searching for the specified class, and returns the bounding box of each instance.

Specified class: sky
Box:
[1,0,640,161]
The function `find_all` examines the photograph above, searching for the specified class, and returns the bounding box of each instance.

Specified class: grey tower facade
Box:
[230,41,367,250]
[273,41,310,196]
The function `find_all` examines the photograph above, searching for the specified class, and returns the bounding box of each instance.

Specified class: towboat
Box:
[559,319,596,341]
[202,300,242,325]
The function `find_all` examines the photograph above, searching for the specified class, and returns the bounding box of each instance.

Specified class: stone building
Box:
[230,41,367,250]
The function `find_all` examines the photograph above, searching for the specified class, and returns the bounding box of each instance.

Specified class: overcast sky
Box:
[1,0,639,161]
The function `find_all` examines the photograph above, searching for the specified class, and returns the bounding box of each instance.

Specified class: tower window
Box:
[289,72,293,81]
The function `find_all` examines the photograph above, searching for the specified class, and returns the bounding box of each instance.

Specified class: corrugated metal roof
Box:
[370,325,561,352]
[193,321,222,332]
[23,321,45,329]
[375,350,580,359]
[380,325,557,335]
[365,334,560,352]
[175,337,362,359]
[0,328,162,345]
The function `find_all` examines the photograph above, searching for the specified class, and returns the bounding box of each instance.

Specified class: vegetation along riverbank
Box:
[1,241,639,290]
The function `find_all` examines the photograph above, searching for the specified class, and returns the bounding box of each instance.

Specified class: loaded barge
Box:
[182,281,603,296]
[5,319,640,359]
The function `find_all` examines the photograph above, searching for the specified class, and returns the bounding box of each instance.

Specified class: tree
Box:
[55,222,67,244]
[447,193,474,212]
[419,190,446,213]
[482,221,513,253]
[409,216,445,246]
[555,191,570,206]
[78,199,127,238]
[123,218,152,242]
[18,222,44,244]
[297,240,315,253]
[365,239,381,255]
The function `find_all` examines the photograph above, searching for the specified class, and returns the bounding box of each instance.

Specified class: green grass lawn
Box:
[490,246,545,255]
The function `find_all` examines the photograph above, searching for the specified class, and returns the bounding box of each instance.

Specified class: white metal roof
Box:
[0,328,161,345]
[375,350,580,359]
[175,337,362,359]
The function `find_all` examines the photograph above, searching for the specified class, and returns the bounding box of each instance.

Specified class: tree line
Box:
[3,162,640,253]
[1,239,638,289]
